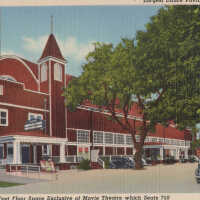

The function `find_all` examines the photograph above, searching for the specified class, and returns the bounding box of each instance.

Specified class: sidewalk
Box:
[0,169,47,184]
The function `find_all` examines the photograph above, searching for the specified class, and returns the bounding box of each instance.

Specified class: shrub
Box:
[101,158,110,169]
[77,159,91,170]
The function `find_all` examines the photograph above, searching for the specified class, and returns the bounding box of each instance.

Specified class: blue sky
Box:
[1,6,162,76]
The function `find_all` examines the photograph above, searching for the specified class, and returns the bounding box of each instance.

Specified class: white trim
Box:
[41,63,48,82]
[0,102,49,112]
[54,63,62,82]
[49,60,52,136]
[77,105,143,121]
[38,56,66,65]
[0,108,8,126]
[64,63,67,139]
[0,77,49,95]
[0,85,3,96]
[38,63,41,91]
[0,75,17,82]
[67,128,91,132]
[0,55,39,83]
[0,135,68,144]
[24,88,49,96]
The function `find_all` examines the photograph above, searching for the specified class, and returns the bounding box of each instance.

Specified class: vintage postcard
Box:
[0,1,199,200]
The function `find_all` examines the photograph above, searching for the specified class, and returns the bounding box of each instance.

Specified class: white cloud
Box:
[2,50,24,58]
[58,36,95,62]
[22,35,95,63]
[22,35,48,54]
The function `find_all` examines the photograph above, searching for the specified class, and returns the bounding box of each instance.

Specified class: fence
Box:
[7,164,41,173]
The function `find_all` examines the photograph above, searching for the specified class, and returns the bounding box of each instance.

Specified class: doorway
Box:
[21,145,30,164]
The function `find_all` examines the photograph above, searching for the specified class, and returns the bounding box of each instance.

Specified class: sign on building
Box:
[24,119,46,131]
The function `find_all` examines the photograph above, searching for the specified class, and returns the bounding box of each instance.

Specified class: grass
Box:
[0,181,23,187]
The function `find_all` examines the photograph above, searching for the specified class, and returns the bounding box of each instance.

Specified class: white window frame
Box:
[0,109,8,126]
[0,85,3,95]
[93,131,103,144]
[41,63,48,82]
[7,143,13,159]
[54,63,62,82]
[104,132,114,144]
[77,130,90,143]
[126,135,133,145]
[0,144,4,159]
[28,113,43,121]
[42,144,50,156]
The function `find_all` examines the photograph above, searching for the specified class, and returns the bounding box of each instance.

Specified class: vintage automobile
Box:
[109,157,134,169]
[195,165,200,183]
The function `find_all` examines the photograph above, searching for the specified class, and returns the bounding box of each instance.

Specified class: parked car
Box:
[190,155,199,162]
[109,157,134,169]
[180,158,188,163]
[188,156,196,163]
[195,167,200,183]
[163,156,176,164]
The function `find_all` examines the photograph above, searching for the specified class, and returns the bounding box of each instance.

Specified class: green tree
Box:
[63,6,200,169]
[63,39,171,169]
[135,6,200,130]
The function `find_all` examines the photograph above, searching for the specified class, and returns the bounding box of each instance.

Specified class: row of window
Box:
[145,136,188,146]
[41,63,62,82]
[76,130,190,147]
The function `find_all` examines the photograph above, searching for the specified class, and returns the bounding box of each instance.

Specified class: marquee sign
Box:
[24,119,46,131]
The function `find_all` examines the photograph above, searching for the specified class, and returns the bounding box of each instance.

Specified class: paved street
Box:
[0,163,199,193]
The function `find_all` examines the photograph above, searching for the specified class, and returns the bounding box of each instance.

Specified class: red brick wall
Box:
[117,147,124,155]
[67,145,77,155]
[0,80,49,109]
[0,58,38,91]
[126,148,133,155]
[50,61,66,138]
[67,129,77,142]
[52,145,60,156]
[105,147,113,155]
[0,105,49,135]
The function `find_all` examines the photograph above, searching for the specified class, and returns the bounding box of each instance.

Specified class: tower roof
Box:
[39,34,65,61]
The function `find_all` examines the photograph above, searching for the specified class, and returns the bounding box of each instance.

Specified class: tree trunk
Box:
[134,148,143,169]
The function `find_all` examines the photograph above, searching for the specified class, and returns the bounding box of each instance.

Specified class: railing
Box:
[0,158,13,165]
[42,155,84,163]
[97,157,105,168]
[42,156,60,163]
[100,155,133,162]
[8,164,40,173]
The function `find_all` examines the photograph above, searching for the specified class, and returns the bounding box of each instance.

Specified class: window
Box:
[42,145,50,155]
[0,109,8,126]
[105,133,113,144]
[54,63,62,81]
[0,85,3,95]
[151,137,157,142]
[41,63,47,82]
[135,135,140,142]
[0,144,3,159]
[126,135,133,145]
[93,131,103,144]
[28,113,43,121]
[77,130,89,143]
[7,144,13,158]
[158,138,164,143]
[114,134,125,144]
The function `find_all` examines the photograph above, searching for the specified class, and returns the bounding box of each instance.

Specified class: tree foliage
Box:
[63,6,200,168]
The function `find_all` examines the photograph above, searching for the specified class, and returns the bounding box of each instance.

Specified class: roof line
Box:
[0,55,39,83]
